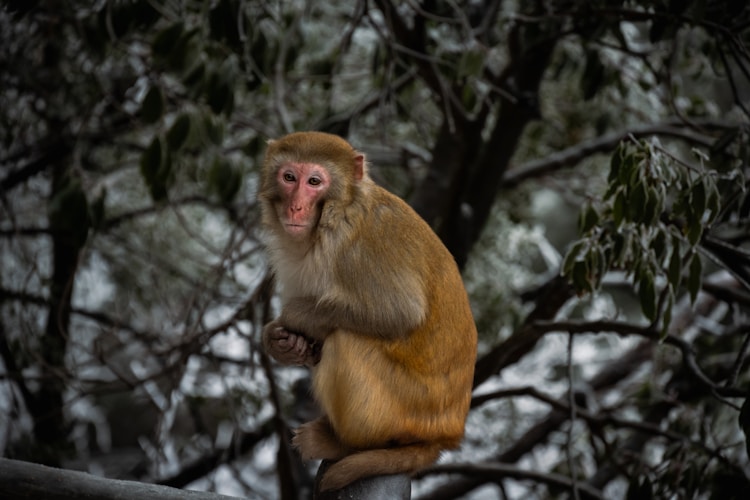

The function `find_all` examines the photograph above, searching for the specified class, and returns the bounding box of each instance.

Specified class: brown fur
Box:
[259,131,477,491]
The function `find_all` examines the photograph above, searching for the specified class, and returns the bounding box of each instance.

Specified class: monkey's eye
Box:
[308,176,322,186]
[282,172,296,182]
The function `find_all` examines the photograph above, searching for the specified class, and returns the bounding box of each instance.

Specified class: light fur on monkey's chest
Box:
[272,246,332,300]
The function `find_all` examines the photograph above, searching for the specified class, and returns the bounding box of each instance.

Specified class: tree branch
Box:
[471,384,740,472]
[503,121,716,189]
[0,458,241,500]
[155,420,273,489]
[534,318,747,400]
[418,463,604,500]
[473,275,573,387]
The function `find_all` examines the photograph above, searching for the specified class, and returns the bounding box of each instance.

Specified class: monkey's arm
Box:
[280,291,426,341]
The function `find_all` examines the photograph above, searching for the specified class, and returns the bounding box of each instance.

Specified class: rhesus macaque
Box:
[258,131,477,492]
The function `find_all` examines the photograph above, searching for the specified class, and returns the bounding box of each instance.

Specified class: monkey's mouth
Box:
[284,223,309,236]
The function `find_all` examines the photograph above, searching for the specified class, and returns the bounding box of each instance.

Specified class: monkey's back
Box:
[313,183,477,450]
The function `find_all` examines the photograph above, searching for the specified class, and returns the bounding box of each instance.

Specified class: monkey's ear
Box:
[354,154,365,181]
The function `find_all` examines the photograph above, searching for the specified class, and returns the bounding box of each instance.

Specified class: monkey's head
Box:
[259,132,367,239]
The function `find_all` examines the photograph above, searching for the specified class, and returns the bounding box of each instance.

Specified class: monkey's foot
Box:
[293,417,348,461]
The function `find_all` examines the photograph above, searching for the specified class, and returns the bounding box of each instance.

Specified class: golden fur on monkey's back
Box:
[310,180,476,490]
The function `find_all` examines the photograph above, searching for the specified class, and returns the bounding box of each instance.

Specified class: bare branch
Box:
[503,121,717,189]
[0,457,241,500]
[418,463,604,500]
[533,318,746,401]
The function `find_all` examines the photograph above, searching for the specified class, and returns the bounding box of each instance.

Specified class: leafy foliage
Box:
[563,138,735,329]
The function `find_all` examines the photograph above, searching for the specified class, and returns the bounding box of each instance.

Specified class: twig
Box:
[418,463,604,500]
[566,332,581,500]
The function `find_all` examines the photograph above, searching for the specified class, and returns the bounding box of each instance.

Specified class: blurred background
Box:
[1,1,750,498]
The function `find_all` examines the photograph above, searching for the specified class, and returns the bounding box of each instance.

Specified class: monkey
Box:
[258,131,477,492]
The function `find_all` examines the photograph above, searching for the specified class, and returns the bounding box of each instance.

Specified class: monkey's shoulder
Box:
[331,185,455,277]
[366,186,440,239]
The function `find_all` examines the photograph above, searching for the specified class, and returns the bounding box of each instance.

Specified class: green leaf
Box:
[705,176,720,225]
[611,231,628,266]
[461,85,477,111]
[250,31,270,74]
[208,158,242,203]
[581,49,605,101]
[638,271,657,322]
[603,179,619,200]
[608,144,624,186]
[579,201,600,233]
[97,0,159,38]
[739,396,750,460]
[628,181,648,222]
[626,475,653,500]
[593,245,607,290]
[183,61,206,95]
[562,240,586,277]
[140,136,162,184]
[48,176,91,248]
[140,85,164,124]
[613,189,626,227]
[644,185,663,225]
[652,230,667,261]
[243,135,264,157]
[686,218,703,246]
[203,114,224,145]
[690,180,707,222]
[209,0,242,46]
[152,22,184,56]
[206,69,233,115]
[166,114,191,151]
[673,190,689,220]
[131,0,161,29]
[688,252,702,304]
[571,260,592,294]
[649,18,671,43]
[458,48,485,79]
[167,28,199,72]
[140,136,170,202]
[668,241,682,288]
[618,150,638,186]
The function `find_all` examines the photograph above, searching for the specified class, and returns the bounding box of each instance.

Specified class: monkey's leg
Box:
[318,442,442,492]
[293,416,349,461]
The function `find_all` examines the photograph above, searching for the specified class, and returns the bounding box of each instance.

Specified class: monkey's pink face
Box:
[276,162,330,237]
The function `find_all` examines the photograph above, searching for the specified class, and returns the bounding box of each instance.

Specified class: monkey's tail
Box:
[318,442,443,492]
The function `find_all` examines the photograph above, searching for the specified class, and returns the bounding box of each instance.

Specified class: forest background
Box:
[2,1,750,499]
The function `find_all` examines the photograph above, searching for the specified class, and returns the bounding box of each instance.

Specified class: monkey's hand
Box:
[263,321,321,367]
